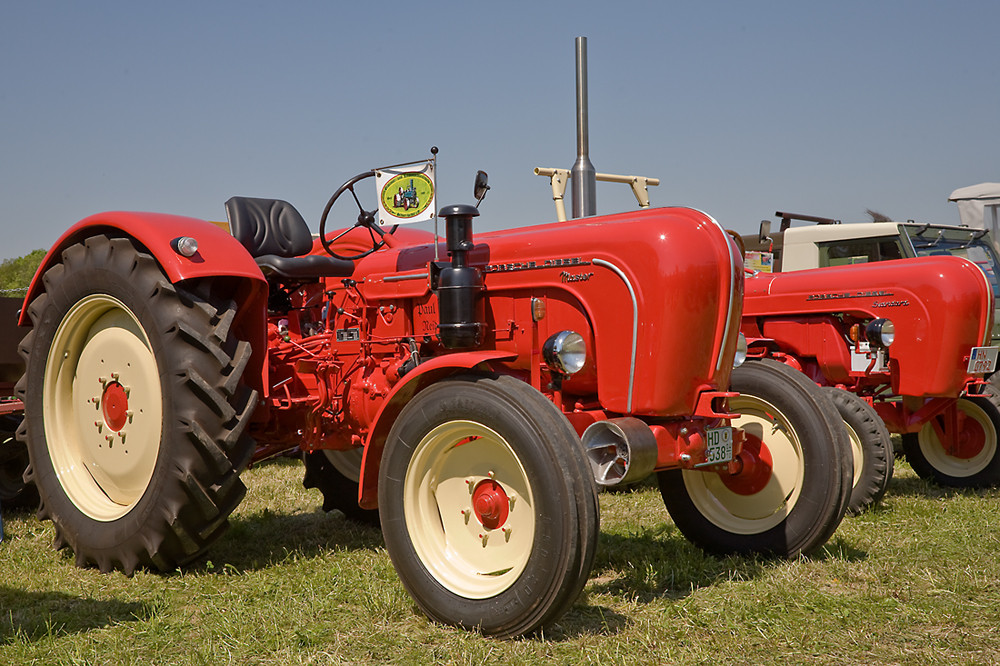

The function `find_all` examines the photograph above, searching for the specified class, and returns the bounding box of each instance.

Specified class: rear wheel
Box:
[19,235,257,573]
[659,359,851,558]
[902,390,1000,488]
[378,374,599,638]
[822,387,894,514]
[302,448,379,526]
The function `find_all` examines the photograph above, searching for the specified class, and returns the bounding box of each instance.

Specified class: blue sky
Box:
[2,1,998,262]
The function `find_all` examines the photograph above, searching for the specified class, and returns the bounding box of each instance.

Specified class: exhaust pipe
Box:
[571,36,597,218]
[582,417,658,487]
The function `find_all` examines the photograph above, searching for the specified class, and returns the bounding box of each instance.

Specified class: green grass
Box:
[2,457,999,665]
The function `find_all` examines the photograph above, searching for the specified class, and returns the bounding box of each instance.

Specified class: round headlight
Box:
[865,318,895,348]
[733,332,748,368]
[543,330,587,375]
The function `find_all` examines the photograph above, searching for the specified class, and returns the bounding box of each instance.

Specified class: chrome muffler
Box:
[581,417,658,487]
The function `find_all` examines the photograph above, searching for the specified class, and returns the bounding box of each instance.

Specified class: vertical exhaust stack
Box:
[571,36,597,218]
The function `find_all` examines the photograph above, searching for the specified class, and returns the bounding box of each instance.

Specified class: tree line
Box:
[0,250,45,294]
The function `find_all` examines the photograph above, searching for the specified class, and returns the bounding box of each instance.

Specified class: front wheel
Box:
[659,359,851,558]
[902,390,1000,487]
[822,387,894,515]
[378,374,599,638]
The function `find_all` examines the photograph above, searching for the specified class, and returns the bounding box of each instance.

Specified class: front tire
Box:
[822,387,893,514]
[902,390,1000,488]
[378,374,599,638]
[659,359,851,558]
[18,235,257,573]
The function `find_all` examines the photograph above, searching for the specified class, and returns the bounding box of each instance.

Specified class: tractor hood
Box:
[344,206,744,417]
[743,255,994,397]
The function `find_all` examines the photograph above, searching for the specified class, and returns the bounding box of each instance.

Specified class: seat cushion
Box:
[226,197,313,258]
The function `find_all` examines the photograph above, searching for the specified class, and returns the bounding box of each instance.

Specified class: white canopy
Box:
[949,182,1000,231]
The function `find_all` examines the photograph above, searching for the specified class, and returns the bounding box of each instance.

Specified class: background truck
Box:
[14,163,852,637]
[740,213,1000,494]
[950,182,1000,254]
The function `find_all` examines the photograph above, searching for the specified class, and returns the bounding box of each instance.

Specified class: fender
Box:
[357,349,518,509]
[19,211,267,325]
[19,211,270,396]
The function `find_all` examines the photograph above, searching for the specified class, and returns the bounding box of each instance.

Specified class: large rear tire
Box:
[378,374,599,638]
[902,390,1000,488]
[659,359,851,558]
[302,448,379,526]
[821,387,894,514]
[18,235,257,573]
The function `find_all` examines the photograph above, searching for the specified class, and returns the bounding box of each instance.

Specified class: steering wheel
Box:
[319,170,398,261]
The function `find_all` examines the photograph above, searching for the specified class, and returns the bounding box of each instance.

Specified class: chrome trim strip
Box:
[592,258,638,412]
[689,208,738,371]
[382,273,429,283]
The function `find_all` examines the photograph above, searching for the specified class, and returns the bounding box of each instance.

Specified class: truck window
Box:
[817,238,905,267]
[909,232,1000,299]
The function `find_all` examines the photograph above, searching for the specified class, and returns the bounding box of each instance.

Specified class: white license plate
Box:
[697,427,734,467]
[968,346,999,374]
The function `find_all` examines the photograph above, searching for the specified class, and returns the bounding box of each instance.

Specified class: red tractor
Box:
[740,252,999,503]
[16,164,851,637]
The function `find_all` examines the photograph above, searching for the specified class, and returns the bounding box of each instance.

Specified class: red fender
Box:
[357,350,518,509]
[19,211,270,395]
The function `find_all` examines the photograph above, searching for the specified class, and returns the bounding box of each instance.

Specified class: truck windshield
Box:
[904,226,1000,299]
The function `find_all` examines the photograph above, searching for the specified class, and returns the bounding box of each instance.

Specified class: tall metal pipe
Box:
[571,36,597,218]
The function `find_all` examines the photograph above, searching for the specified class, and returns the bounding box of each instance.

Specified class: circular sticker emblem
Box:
[380,172,434,220]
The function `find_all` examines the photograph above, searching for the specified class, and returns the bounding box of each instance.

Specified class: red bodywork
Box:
[23,206,745,508]
[742,255,995,434]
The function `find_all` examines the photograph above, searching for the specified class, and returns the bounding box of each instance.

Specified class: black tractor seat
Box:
[225,196,355,279]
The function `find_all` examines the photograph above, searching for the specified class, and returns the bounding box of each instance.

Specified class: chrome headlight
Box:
[542,330,587,375]
[865,318,895,348]
[733,333,748,368]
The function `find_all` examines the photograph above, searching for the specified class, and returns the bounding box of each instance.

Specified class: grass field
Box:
[2,455,999,665]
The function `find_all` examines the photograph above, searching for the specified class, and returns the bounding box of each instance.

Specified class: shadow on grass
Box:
[884,473,997,501]
[592,526,865,597]
[0,587,152,644]
[186,508,385,574]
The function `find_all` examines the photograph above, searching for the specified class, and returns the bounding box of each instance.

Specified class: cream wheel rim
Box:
[918,399,996,478]
[845,421,864,489]
[403,420,535,599]
[681,395,805,534]
[43,294,163,521]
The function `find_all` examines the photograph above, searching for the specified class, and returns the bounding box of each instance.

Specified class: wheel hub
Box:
[719,434,774,496]
[945,412,986,459]
[101,381,129,432]
[472,479,509,530]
